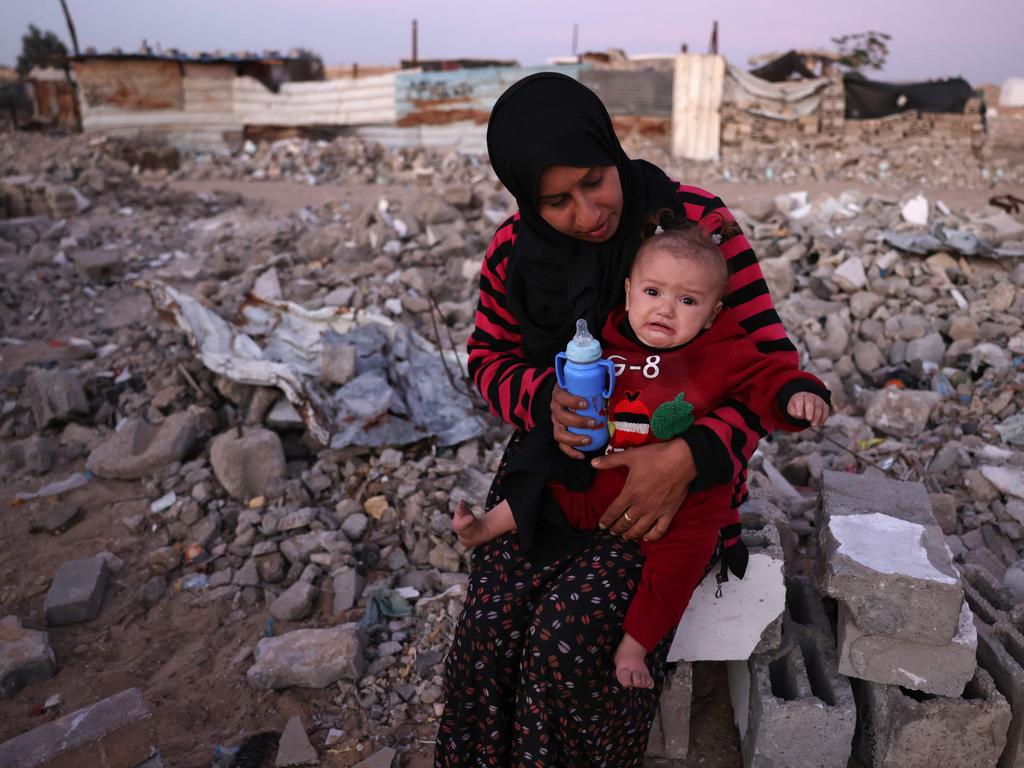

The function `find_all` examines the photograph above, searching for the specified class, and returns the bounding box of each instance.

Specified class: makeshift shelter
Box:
[844,74,974,119]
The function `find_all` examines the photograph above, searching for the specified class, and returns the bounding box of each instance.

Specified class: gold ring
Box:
[623,511,633,523]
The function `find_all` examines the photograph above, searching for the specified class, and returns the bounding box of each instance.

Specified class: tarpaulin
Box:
[724,63,830,121]
[142,280,487,448]
[844,74,974,119]
[750,51,817,83]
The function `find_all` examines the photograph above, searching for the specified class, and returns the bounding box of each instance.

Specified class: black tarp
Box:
[750,50,817,82]
[843,73,974,119]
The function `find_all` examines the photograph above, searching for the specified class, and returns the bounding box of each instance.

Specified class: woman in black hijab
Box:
[435,73,794,765]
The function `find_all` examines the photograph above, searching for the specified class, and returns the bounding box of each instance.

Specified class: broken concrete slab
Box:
[28,502,82,534]
[210,427,287,501]
[729,576,856,768]
[86,411,200,480]
[645,662,692,760]
[668,500,786,662]
[44,554,111,626]
[817,472,963,645]
[981,465,1024,500]
[837,601,977,696]
[275,716,318,766]
[72,249,124,282]
[25,368,89,430]
[0,616,56,697]
[0,687,156,768]
[332,568,366,615]
[864,388,942,438]
[351,747,397,768]
[853,668,1010,768]
[247,624,365,690]
[819,469,935,525]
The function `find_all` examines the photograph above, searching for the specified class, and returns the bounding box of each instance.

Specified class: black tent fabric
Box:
[843,73,974,119]
[750,50,817,82]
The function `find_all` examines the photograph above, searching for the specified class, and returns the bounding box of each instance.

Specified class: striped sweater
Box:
[467,183,798,507]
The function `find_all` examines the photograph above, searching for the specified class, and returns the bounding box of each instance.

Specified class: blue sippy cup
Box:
[554,319,616,452]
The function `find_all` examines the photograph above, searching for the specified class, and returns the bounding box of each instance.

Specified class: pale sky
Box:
[3,0,1022,86]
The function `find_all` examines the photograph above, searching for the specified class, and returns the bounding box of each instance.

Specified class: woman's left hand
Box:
[592,439,696,541]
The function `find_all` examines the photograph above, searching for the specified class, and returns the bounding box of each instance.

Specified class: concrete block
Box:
[247,624,365,690]
[837,601,977,696]
[25,368,89,430]
[961,564,1024,768]
[0,616,56,697]
[853,668,1011,768]
[44,555,110,626]
[730,577,856,768]
[668,500,786,662]
[645,662,692,760]
[275,716,318,766]
[0,687,157,768]
[817,471,963,645]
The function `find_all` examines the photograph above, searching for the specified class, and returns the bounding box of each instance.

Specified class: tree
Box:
[832,31,891,72]
[16,24,68,77]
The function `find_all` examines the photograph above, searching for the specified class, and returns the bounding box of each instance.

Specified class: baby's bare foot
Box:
[614,634,654,689]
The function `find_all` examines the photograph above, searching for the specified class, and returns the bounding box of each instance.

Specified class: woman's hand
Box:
[592,439,696,541]
[550,381,596,459]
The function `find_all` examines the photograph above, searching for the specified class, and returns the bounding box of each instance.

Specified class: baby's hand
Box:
[451,500,487,548]
[788,392,829,428]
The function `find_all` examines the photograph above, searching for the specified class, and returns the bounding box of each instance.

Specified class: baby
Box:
[453,225,829,689]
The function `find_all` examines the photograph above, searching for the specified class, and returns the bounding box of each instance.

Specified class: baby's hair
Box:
[633,212,730,298]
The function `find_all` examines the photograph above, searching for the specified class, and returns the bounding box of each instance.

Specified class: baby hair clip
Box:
[711,233,722,245]
[654,225,665,235]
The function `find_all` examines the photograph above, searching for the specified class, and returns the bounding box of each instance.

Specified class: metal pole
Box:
[412,19,418,66]
[708,20,718,55]
[58,0,80,56]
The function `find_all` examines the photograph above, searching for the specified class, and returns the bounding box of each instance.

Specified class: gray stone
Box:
[87,411,199,480]
[333,568,366,614]
[351,747,397,768]
[270,581,318,622]
[233,558,260,587]
[275,716,318,766]
[323,337,357,386]
[44,555,110,626]
[190,512,221,548]
[837,601,977,696]
[210,427,287,501]
[864,388,942,438]
[904,332,947,365]
[730,577,855,768]
[72,248,124,281]
[247,624,365,689]
[645,662,692,760]
[817,472,963,645]
[1004,560,1024,601]
[929,493,958,535]
[139,575,166,609]
[29,502,82,534]
[4,435,54,475]
[852,341,885,374]
[341,512,369,541]
[0,687,156,768]
[761,257,795,298]
[0,616,56,697]
[853,668,1010,768]
[26,368,88,429]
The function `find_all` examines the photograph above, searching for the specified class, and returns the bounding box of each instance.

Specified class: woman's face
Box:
[536,164,623,243]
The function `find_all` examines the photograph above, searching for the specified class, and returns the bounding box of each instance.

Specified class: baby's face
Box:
[624,248,723,348]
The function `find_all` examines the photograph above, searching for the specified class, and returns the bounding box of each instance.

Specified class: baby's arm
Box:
[787,392,829,428]
[451,499,515,548]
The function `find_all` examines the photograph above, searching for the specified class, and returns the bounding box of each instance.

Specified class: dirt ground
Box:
[2,168,1021,767]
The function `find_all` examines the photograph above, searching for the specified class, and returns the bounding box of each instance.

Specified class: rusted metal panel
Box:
[395,64,581,127]
[75,59,183,111]
[580,70,672,117]
[672,54,725,161]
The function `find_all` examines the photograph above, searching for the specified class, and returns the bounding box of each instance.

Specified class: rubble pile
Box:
[1,132,1023,765]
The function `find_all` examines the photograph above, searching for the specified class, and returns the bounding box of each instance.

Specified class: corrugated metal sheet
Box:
[234,72,398,126]
[348,122,487,154]
[395,64,581,126]
[580,70,672,116]
[672,54,725,161]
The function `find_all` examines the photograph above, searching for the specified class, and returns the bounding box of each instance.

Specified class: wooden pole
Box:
[412,19,418,66]
[58,0,80,56]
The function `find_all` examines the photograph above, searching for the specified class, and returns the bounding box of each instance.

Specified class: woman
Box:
[434,73,797,766]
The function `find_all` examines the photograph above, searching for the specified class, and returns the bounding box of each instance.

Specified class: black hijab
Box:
[487,72,682,365]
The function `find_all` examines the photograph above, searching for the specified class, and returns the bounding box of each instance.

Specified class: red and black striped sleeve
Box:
[466,213,556,431]
[676,184,800,492]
